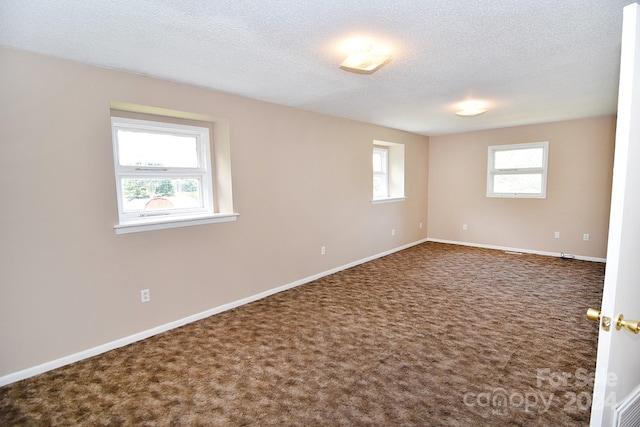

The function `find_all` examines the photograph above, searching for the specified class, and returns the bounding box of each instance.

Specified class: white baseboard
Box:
[426,238,606,263]
[0,238,429,387]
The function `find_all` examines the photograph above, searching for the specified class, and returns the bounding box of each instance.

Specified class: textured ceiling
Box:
[0,0,633,135]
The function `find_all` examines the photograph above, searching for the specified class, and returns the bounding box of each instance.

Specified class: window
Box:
[373,146,389,199]
[372,140,405,203]
[487,141,549,198]
[112,115,237,234]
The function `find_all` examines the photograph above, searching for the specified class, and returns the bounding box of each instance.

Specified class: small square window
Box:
[111,117,215,226]
[487,141,549,198]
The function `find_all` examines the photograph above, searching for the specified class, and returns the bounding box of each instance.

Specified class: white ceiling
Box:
[0,0,633,135]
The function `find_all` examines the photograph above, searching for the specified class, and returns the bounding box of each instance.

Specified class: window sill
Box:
[372,197,407,205]
[487,194,546,199]
[114,213,239,235]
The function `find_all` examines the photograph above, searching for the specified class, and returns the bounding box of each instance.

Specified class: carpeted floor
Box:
[0,242,604,426]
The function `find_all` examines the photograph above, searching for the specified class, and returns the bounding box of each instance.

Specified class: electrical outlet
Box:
[463,224,468,231]
[583,234,590,241]
[391,229,395,236]
[554,231,560,239]
[419,222,423,229]
[141,289,150,303]
[321,246,326,255]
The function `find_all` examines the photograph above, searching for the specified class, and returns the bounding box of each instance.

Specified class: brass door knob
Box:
[616,314,640,334]
[587,308,611,331]
[587,307,601,322]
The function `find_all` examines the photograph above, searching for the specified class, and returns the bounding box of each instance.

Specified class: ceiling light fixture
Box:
[455,101,488,117]
[340,46,392,74]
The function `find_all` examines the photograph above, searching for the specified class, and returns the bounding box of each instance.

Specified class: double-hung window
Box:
[372,140,405,203]
[487,141,549,198]
[373,146,389,199]
[111,117,215,229]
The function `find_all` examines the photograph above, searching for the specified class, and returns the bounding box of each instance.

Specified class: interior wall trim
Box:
[0,237,429,387]
[426,238,606,263]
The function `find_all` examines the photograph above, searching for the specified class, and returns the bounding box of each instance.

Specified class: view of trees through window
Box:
[112,116,215,221]
[493,148,543,193]
[122,178,201,212]
[487,142,548,198]
[493,174,542,194]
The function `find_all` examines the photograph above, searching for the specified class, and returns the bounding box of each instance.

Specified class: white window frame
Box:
[112,116,234,234]
[373,145,389,199]
[372,140,406,204]
[487,141,549,199]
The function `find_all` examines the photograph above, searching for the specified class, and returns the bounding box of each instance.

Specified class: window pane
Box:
[494,148,543,169]
[373,151,383,172]
[373,175,388,198]
[117,130,199,168]
[373,147,388,173]
[493,174,542,194]
[121,178,202,212]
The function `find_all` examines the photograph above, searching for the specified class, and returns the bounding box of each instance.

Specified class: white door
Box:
[590,3,640,426]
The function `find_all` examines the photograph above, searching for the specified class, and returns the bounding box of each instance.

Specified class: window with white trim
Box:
[487,141,549,198]
[111,117,215,227]
[372,140,406,203]
[373,146,389,199]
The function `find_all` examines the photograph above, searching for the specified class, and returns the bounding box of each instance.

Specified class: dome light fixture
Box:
[455,100,488,117]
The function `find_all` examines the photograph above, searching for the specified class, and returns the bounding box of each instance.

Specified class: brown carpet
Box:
[0,242,604,426]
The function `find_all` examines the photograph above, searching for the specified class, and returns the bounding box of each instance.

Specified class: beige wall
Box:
[0,47,429,377]
[428,116,616,259]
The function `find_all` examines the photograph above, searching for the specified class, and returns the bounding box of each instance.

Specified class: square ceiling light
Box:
[340,49,392,74]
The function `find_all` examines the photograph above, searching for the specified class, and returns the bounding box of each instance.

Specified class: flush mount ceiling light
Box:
[340,46,392,74]
[455,100,488,117]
